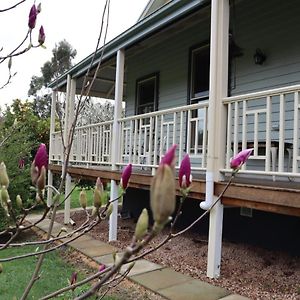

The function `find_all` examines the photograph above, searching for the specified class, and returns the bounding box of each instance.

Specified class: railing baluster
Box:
[278,94,285,172]
[265,96,271,172]
[233,101,239,156]
[178,111,184,164]
[202,107,208,168]
[293,92,299,173]
[226,103,232,168]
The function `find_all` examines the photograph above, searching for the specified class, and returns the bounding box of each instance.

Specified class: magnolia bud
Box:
[1,188,10,205]
[126,261,135,273]
[135,208,149,241]
[91,206,99,217]
[37,166,46,191]
[79,190,87,209]
[106,203,113,217]
[16,195,23,209]
[37,3,42,13]
[8,57,12,70]
[30,162,39,185]
[150,165,176,229]
[7,199,12,211]
[0,162,9,188]
[93,188,102,208]
[0,263,3,273]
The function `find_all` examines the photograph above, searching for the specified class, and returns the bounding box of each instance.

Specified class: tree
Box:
[28,40,77,118]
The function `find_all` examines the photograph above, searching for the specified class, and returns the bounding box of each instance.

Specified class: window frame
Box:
[135,72,159,115]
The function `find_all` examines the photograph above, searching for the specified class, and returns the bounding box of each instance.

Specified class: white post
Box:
[64,76,76,223]
[47,90,57,207]
[201,0,229,278]
[109,49,125,241]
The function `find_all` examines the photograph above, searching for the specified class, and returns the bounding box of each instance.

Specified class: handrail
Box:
[223,83,300,103]
[117,101,209,122]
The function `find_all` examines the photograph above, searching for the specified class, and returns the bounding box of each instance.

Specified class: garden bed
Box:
[56,210,300,300]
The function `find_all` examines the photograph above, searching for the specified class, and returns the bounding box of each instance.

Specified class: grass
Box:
[0,241,117,299]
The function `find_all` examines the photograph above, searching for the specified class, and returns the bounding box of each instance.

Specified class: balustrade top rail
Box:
[223,83,300,103]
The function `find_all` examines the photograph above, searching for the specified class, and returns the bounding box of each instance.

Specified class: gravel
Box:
[56,210,300,300]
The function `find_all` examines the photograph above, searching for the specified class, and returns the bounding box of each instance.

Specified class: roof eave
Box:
[49,0,208,89]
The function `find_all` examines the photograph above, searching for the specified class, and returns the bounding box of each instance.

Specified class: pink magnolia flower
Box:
[230,148,253,170]
[34,143,48,171]
[179,154,192,188]
[28,4,37,29]
[160,145,177,166]
[38,26,45,45]
[99,264,106,272]
[120,163,132,190]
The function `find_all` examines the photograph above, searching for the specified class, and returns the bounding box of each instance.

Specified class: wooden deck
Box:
[49,164,300,217]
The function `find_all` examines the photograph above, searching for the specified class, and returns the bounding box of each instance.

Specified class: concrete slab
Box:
[158,279,231,300]
[220,294,250,300]
[123,259,163,277]
[75,240,117,258]
[130,268,191,291]
[94,252,120,266]
[66,234,94,246]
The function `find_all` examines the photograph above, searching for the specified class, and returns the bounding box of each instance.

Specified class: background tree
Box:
[28,39,77,118]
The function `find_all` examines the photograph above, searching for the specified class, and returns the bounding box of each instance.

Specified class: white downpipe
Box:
[204,0,229,279]
[200,172,214,210]
[109,49,125,241]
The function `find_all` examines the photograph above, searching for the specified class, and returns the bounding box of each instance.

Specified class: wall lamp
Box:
[254,48,266,65]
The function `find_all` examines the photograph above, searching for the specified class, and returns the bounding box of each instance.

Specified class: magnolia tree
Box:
[0,0,256,299]
[0,2,46,89]
[0,138,253,298]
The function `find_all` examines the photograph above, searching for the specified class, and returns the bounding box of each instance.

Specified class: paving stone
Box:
[219,294,250,300]
[130,268,191,291]
[158,279,231,300]
[76,240,117,258]
[94,253,119,266]
[123,259,163,277]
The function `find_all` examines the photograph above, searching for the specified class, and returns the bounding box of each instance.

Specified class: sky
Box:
[0,0,149,108]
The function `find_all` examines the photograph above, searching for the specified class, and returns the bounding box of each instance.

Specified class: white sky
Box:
[0,0,149,108]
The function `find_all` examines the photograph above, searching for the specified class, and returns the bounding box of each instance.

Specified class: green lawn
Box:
[0,243,116,299]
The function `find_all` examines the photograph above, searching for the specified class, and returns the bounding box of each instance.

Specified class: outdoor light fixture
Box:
[254,48,266,65]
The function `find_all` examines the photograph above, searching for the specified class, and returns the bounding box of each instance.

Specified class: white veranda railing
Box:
[50,102,209,172]
[223,84,300,178]
[117,102,209,172]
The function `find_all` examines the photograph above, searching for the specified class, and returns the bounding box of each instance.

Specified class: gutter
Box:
[49,0,208,89]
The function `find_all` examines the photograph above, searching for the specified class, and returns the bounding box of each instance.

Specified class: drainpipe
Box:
[201,0,229,278]
[109,49,125,241]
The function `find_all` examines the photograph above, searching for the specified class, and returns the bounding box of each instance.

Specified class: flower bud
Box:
[98,264,105,272]
[135,208,149,241]
[0,263,3,273]
[8,57,12,70]
[70,272,77,290]
[94,178,104,208]
[160,144,177,166]
[37,3,42,13]
[230,148,253,170]
[16,195,23,209]
[106,203,113,217]
[31,162,39,185]
[37,166,46,191]
[91,206,99,217]
[79,190,87,209]
[179,154,192,189]
[34,144,48,171]
[1,187,10,205]
[38,26,45,45]
[150,164,176,228]
[120,164,132,190]
[28,4,37,29]
[0,162,9,188]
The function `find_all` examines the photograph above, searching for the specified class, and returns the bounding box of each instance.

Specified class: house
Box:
[48,0,300,279]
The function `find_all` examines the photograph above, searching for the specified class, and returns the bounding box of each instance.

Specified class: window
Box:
[188,44,210,154]
[190,44,210,102]
[136,73,159,114]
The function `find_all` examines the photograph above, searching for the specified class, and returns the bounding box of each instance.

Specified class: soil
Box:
[56,210,300,300]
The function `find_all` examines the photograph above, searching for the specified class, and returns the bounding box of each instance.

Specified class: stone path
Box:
[27,214,249,300]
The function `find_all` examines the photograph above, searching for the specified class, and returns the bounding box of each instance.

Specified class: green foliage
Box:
[0,99,50,229]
